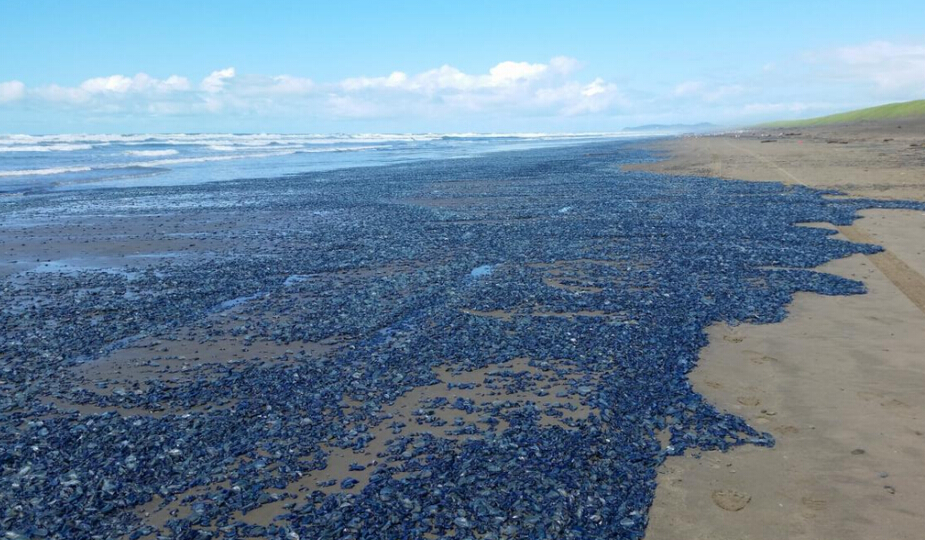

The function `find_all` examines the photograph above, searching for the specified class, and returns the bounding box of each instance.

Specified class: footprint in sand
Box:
[801,496,827,511]
[737,396,760,407]
[750,354,778,365]
[711,489,751,511]
[883,398,909,410]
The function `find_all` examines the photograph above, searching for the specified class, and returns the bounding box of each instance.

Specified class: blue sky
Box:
[1,0,923,133]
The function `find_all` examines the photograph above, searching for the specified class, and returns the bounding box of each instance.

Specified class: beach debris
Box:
[470,264,494,278]
[0,141,922,539]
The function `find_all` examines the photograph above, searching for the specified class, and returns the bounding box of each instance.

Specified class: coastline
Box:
[2,137,923,538]
[633,128,925,540]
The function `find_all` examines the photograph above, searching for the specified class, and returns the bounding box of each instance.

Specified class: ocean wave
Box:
[0,132,562,147]
[0,150,302,179]
[0,133,643,186]
[437,132,628,140]
[0,134,152,145]
[49,167,167,188]
[294,145,392,154]
[206,143,391,153]
[0,144,94,152]
[126,150,299,168]
[124,149,180,157]
[207,144,304,151]
[0,166,93,178]
[0,133,632,154]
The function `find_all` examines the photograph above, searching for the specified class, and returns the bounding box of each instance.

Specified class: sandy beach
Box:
[5,3,925,538]
[630,123,925,539]
[2,135,923,539]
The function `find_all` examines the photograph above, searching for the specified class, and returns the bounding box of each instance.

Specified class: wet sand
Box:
[632,124,925,539]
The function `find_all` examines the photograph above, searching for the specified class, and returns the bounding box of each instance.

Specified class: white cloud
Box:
[581,78,607,97]
[535,78,627,116]
[232,74,315,96]
[162,75,192,92]
[8,57,627,122]
[549,56,582,75]
[653,39,925,124]
[31,73,191,106]
[34,84,92,104]
[570,78,627,114]
[201,67,236,93]
[341,71,408,91]
[0,80,26,102]
[340,57,578,94]
[674,81,703,97]
[265,75,314,94]
[79,73,190,94]
[9,39,925,131]
[412,65,479,92]
[328,57,622,117]
[830,41,925,91]
[487,61,548,85]
[80,75,134,93]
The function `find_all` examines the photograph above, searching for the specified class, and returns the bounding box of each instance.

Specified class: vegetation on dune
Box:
[760,99,925,128]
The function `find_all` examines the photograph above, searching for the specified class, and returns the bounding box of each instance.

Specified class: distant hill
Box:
[623,122,717,133]
[760,99,925,128]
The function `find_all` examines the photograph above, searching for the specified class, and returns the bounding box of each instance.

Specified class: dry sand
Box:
[631,124,925,539]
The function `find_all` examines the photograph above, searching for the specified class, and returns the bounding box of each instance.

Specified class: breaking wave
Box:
[123,149,180,157]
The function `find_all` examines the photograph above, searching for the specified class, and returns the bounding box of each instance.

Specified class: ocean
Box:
[0,132,649,193]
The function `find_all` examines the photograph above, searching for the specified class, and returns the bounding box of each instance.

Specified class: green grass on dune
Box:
[760,99,925,128]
